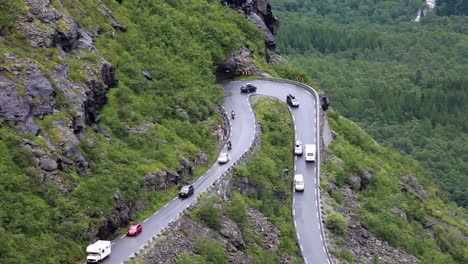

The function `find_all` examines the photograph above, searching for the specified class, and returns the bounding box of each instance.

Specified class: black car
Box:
[286,94,299,107]
[240,83,257,93]
[179,185,194,198]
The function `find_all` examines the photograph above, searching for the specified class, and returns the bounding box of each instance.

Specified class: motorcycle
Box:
[231,111,235,119]
[227,141,232,150]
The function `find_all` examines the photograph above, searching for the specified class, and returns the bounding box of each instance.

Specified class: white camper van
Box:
[304,144,316,162]
[86,240,111,263]
[294,174,305,191]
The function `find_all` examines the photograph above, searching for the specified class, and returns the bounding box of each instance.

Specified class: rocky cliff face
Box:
[216,0,285,80]
[0,0,120,195]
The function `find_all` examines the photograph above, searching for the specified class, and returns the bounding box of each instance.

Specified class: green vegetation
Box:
[325,211,348,236]
[0,0,269,263]
[234,98,302,261]
[271,0,468,208]
[191,194,223,230]
[324,112,468,263]
[174,237,229,264]
[187,98,301,262]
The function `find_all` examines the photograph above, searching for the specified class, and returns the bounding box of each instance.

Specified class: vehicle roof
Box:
[294,174,304,179]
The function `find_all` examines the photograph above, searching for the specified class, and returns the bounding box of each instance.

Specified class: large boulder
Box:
[144,170,181,191]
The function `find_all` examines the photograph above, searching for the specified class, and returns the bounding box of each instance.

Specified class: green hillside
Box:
[271,0,468,208]
[0,0,270,263]
[324,111,467,263]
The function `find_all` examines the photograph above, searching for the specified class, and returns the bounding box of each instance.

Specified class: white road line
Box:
[244,148,249,152]
[294,124,297,130]
[318,223,320,229]
[172,197,177,201]
[293,210,295,216]
[314,188,316,194]
[294,164,297,171]
[153,210,159,216]
[292,115,295,121]
[120,235,126,239]
[317,212,319,218]
[323,246,326,253]
[300,245,304,252]
[306,91,311,95]
[140,245,145,250]
[128,254,133,259]
[305,257,308,264]
[327,259,331,264]
[297,233,300,239]
[112,242,116,246]
[294,220,297,226]
[293,196,295,203]
[143,218,149,223]
[316,200,319,207]
[163,204,168,208]
[320,234,324,241]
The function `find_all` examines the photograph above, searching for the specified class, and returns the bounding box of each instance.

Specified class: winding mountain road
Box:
[100,79,330,264]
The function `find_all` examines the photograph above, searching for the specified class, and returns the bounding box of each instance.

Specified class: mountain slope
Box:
[0,0,272,263]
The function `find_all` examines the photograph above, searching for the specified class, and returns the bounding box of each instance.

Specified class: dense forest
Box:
[271,0,468,207]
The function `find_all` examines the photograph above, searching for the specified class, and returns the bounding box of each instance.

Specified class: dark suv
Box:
[240,83,257,93]
[179,185,194,198]
[286,94,299,107]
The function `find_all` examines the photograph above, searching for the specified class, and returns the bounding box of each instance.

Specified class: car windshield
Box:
[296,181,303,185]
[181,186,190,191]
[130,225,138,230]
[307,153,314,156]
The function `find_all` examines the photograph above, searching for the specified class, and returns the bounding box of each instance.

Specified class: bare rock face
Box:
[248,207,280,250]
[217,0,285,80]
[235,176,265,197]
[1,0,119,184]
[194,152,209,166]
[225,0,279,51]
[144,170,181,191]
[97,191,135,239]
[177,157,194,181]
[0,60,56,135]
[399,175,429,201]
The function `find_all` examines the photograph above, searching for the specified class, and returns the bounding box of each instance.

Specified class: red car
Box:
[126,223,142,236]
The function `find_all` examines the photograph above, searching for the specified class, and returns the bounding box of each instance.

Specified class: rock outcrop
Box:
[0,0,118,183]
[217,0,285,80]
[137,206,280,264]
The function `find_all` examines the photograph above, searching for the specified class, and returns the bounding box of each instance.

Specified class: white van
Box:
[304,144,316,162]
[86,240,111,263]
[294,174,304,192]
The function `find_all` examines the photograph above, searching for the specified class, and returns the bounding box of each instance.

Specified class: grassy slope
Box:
[323,111,467,263]
[0,0,271,263]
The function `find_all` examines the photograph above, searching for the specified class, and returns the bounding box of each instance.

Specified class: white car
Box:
[294,140,303,155]
[218,153,229,164]
[294,174,304,192]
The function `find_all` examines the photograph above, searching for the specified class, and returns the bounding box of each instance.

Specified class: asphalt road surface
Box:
[99,79,330,264]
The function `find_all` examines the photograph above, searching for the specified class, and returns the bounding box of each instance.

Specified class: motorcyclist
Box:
[227,140,232,150]
[231,110,235,119]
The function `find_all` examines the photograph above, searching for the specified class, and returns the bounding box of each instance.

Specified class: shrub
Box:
[226,191,248,227]
[325,211,348,235]
[193,195,223,230]
[194,237,228,264]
